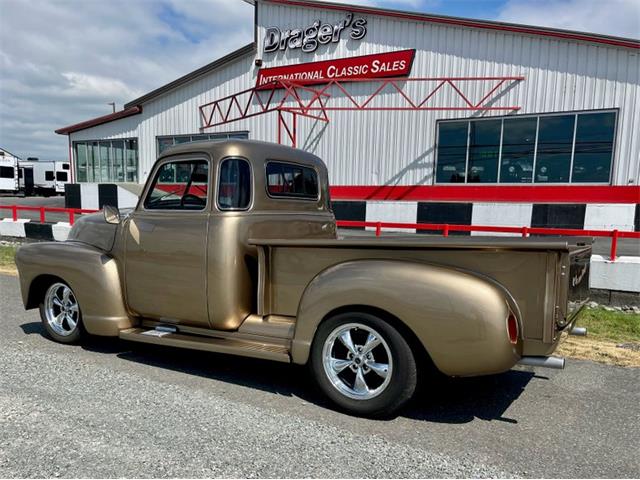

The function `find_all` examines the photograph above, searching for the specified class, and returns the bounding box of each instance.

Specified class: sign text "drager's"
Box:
[263,13,367,54]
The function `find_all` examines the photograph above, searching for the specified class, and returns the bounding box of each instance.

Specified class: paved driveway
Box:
[0,274,638,478]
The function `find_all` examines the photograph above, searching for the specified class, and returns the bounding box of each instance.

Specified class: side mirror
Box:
[103,205,121,224]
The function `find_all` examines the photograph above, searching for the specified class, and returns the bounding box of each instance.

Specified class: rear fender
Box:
[291,259,520,376]
[15,241,134,336]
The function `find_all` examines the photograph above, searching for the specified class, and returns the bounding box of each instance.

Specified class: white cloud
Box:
[497,0,640,39]
[0,0,253,160]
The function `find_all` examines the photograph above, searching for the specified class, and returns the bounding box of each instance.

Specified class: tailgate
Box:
[562,245,592,328]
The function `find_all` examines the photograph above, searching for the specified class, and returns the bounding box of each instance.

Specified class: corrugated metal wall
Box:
[71,0,640,187]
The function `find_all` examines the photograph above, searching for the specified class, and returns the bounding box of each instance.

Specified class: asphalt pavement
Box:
[0,274,638,478]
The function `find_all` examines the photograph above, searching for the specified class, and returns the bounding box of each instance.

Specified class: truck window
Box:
[56,171,68,181]
[144,159,208,211]
[45,171,54,181]
[218,158,251,210]
[0,167,14,178]
[266,161,318,199]
[62,163,70,170]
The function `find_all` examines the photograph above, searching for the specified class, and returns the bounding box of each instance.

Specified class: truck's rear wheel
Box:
[39,282,83,344]
[310,312,417,417]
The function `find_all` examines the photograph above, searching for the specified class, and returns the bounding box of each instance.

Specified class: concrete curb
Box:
[0,219,71,242]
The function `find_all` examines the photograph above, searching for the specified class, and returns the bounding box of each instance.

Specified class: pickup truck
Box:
[15,140,591,417]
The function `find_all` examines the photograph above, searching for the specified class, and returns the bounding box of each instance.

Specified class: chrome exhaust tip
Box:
[569,326,587,336]
[518,356,565,369]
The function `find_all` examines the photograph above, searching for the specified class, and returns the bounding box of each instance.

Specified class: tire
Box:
[39,281,83,344]
[310,312,417,418]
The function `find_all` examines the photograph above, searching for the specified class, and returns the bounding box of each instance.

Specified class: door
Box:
[24,168,34,196]
[124,157,211,327]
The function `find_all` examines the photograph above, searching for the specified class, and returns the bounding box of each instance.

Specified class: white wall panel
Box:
[471,203,533,236]
[71,0,640,190]
[584,204,637,231]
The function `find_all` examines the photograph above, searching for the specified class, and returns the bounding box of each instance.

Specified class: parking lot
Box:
[0,273,638,478]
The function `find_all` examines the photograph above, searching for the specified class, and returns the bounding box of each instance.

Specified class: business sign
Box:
[263,13,367,54]
[256,49,416,89]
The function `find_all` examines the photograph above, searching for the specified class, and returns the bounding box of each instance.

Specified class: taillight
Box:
[507,313,519,344]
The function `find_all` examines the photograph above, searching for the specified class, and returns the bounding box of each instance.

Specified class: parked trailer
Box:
[0,150,20,194]
[18,160,70,196]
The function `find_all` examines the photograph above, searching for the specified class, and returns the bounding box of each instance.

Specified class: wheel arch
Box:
[25,274,66,309]
[312,304,434,372]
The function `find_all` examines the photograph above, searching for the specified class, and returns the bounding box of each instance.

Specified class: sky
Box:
[0,0,638,161]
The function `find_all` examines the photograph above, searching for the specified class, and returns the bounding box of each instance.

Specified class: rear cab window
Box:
[266,161,318,200]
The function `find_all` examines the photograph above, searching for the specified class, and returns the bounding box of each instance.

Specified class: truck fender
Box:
[16,241,134,336]
[291,259,520,376]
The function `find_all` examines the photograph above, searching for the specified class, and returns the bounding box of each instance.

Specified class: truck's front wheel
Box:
[310,312,417,417]
[39,282,83,344]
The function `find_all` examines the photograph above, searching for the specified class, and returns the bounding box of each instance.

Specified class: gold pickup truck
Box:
[15,140,591,417]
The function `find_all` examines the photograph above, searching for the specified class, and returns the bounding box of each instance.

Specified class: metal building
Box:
[56,0,640,232]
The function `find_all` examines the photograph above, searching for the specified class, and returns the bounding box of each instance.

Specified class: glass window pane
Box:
[218,159,251,210]
[266,162,318,199]
[75,143,87,182]
[112,140,124,182]
[572,112,615,183]
[468,120,500,183]
[190,134,208,141]
[145,160,208,210]
[99,141,110,182]
[436,122,468,183]
[535,115,574,183]
[90,142,100,182]
[125,139,138,182]
[158,137,174,154]
[500,117,536,183]
[174,136,191,144]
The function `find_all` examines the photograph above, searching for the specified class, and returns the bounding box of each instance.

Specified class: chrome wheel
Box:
[321,322,393,400]
[43,283,80,337]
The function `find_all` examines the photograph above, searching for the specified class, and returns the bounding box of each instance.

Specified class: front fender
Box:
[291,259,520,376]
[15,241,134,336]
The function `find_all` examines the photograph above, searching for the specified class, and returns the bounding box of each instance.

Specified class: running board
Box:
[119,328,291,363]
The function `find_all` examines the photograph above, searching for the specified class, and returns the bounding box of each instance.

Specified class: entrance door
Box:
[124,157,210,327]
[23,168,34,196]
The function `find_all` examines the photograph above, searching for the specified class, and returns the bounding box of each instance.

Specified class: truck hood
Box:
[66,209,130,252]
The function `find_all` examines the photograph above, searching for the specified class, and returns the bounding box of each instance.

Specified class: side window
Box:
[56,171,68,181]
[218,158,251,210]
[266,161,318,199]
[45,171,54,181]
[145,159,209,210]
[0,166,14,178]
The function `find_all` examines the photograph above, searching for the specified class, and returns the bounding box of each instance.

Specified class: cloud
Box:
[0,0,253,160]
[496,0,640,39]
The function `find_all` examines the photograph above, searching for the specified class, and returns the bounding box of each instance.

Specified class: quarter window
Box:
[144,160,208,210]
[266,162,318,199]
[436,110,616,184]
[218,158,251,210]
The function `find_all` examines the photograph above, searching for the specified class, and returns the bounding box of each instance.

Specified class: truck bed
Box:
[251,235,592,357]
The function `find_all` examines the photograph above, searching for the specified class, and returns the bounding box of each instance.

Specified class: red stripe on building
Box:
[329,185,640,203]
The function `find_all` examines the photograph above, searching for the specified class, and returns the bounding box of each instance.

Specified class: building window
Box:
[73,138,138,183]
[157,131,249,155]
[266,161,318,199]
[436,110,616,184]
